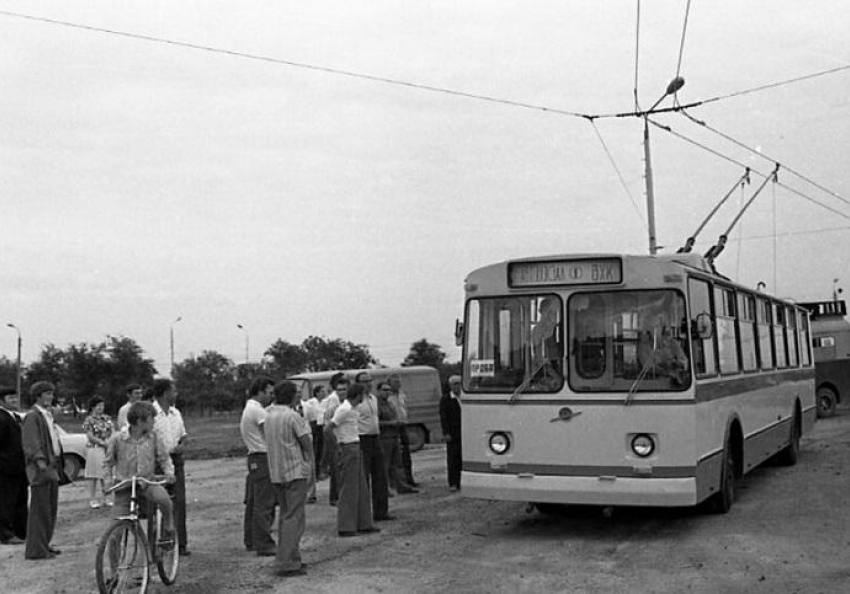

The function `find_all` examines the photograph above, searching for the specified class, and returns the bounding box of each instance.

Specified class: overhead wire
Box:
[590,120,646,225]
[2,8,849,229]
[677,108,850,210]
[647,118,850,220]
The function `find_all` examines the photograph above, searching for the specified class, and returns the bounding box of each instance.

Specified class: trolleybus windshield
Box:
[569,289,690,392]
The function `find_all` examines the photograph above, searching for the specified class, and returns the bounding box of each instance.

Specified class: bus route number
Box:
[508,258,622,287]
[470,359,495,377]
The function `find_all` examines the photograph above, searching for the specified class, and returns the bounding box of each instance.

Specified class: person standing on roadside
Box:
[354,371,393,522]
[22,381,62,559]
[240,376,276,556]
[376,381,418,495]
[328,382,379,537]
[265,381,312,577]
[152,378,190,556]
[116,383,143,431]
[82,396,114,509]
[387,374,418,487]
[0,387,27,546]
[321,373,346,506]
[439,375,463,492]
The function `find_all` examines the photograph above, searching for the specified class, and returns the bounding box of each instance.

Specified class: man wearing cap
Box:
[0,387,27,545]
[439,375,463,492]
[22,381,63,559]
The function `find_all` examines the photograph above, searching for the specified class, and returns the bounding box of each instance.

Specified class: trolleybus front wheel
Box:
[707,439,736,514]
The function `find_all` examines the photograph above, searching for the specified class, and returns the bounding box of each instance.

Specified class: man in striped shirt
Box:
[265,381,313,577]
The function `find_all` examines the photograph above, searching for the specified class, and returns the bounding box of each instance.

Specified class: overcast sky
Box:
[1,1,848,375]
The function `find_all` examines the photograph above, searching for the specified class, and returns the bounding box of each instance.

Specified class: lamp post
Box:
[237,324,249,364]
[6,323,21,401]
[643,77,685,255]
[170,316,182,376]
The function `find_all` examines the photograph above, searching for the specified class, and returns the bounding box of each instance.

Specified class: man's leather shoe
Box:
[48,546,61,555]
[276,566,307,577]
[179,548,191,557]
[357,527,381,534]
[374,514,396,521]
[338,531,357,537]
[257,549,276,557]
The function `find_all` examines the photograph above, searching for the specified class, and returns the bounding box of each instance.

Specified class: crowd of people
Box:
[0,379,191,559]
[240,371,463,578]
[0,370,464,579]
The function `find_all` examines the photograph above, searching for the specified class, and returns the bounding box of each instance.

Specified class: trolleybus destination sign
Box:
[508,257,622,288]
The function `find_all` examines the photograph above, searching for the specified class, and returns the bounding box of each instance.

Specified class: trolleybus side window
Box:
[714,286,740,374]
[688,278,717,377]
[799,312,812,366]
[786,305,799,367]
[756,297,774,369]
[464,295,564,392]
[773,303,788,368]
[738,292,758,372]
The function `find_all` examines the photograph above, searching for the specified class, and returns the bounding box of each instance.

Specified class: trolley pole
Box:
[6,323,22,401]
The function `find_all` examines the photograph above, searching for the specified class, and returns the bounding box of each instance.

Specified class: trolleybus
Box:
[457,253,815,512]
[799,300,850,418]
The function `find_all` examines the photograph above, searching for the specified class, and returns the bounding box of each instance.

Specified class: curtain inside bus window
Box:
[569,290,690,392]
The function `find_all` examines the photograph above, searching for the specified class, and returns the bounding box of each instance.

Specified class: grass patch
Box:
[58,410,247,460]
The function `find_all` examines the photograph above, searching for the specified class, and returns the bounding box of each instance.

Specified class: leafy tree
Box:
[300,336,375,372]
[173,350,236,415]
[62,342,107,412]
[402,339,447,369]
[265,340,308,379]
[0,356,19,391]
[101,336,158,414]
[25,344,66,403]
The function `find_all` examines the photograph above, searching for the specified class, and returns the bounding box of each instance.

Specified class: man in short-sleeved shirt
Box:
[265,381,312,577]
[240,376,276,555]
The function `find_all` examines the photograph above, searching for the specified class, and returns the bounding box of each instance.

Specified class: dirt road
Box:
[3,409,850,593]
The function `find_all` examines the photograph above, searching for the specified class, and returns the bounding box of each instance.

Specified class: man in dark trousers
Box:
[0,386,27,545]
[439,375,463,492]
[22,381,62,559]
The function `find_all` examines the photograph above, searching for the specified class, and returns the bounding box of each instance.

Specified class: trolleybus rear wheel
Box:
[816,387,837,418]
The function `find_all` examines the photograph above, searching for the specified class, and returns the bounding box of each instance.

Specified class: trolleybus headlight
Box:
[631,434,655,458]
[489,432,511,455]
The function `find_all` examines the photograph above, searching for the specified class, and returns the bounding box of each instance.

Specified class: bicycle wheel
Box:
[95,519,150,594]
[151,507,179,584]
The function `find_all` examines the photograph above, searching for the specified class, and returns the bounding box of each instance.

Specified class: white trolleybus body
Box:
[459,253,816,512]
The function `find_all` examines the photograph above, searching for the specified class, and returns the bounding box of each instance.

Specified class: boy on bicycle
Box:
[103,401,176,543]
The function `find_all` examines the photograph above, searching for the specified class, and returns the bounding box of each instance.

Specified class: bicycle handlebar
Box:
[104,475,167,494]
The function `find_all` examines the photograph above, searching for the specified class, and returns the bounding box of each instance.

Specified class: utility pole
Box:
[170,316,182,377]
[6,323,21,401]
[237,324,249,364]
[643,77,685,256]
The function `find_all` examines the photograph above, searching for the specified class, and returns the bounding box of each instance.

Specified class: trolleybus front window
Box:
[569,290,691,392]
[464,295,564,392]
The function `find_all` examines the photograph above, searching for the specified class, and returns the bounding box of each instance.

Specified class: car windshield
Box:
[568,289,691,392]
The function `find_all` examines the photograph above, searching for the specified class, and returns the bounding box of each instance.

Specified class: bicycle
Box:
[95,476,179,594]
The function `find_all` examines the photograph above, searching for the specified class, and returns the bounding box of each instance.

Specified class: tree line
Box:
[0,335,459,416]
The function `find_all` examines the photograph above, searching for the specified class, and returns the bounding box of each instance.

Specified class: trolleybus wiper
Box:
[509,358,549,403]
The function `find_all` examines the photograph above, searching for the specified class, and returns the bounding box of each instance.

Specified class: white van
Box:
[287,366,443,451]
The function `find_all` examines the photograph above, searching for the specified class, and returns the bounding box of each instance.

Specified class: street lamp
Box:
[643,76,686,256]
[170,316,182,376]
[6,323,22,401]
[237,324,249,364]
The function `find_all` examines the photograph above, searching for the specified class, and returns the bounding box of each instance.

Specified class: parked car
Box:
[58,425,88,482]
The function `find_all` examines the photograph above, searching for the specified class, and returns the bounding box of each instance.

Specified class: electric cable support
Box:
[704,164,779,263]
[677,168,750,253]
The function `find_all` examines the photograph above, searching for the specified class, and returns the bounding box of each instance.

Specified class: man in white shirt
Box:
[116,383,143,431]
[152,378,190,556]
[387,374,418,487]
[322,374,348,506]
[240,376,276,556]
[354,372,392,522]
